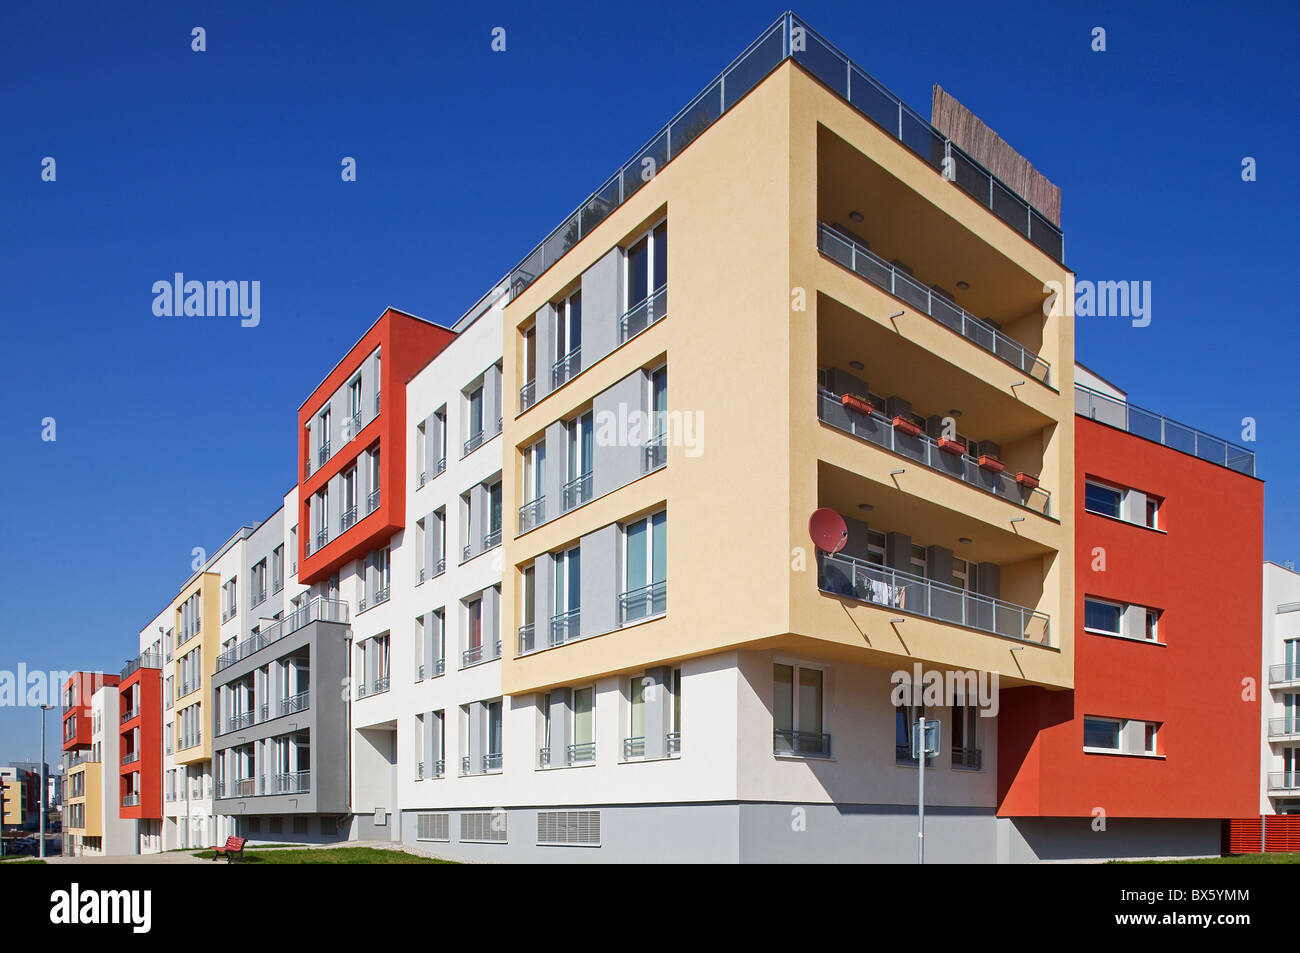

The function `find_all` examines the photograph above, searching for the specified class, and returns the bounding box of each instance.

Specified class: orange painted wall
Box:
[999,415,1263,818]
[118,665,162,819]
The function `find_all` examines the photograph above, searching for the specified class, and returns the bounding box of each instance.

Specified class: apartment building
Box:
[118,644,163,853]
[64,683,135,856]
[1262,561,1300,814]
[60,671,116,854]
[999,366,1262,859]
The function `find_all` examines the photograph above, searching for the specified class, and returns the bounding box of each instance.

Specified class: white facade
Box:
[1262,561,1300,814]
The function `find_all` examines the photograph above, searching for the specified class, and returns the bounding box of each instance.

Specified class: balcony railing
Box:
[434,456,446,477]
[643,432,668,474]
[432,658,445,677]
[1075,384,1255,476]
[215,597,351,671]
[350,409,362,435]
[483,752,503,773]
[417,761,424,780]
[372,676,390,695]
[520,379,537,411]
[774,729,831,758]
[952,747,983,770]
[122,793,140,807]
[120,708,139,724]
[432,759,445,779]
[315,528,329,551]
[817,389,1051,515]
[250,587,267,608]
[432,556,445,577]
[484,528,502,550]
[221,603,237,623]
[463,429,485,456]
[318,441,331,466]
[367,488,381,514]
[274,771,310,795]
[1269,717,1300,739]
[519,497,546,532]
[341,505,358,530]
[667,731,681,755]
[552,347,582,389]
[622,734,681,759]
[517,623,536,655]
[461,640,502,668]
[1269,772,1300,791]
[281,690,310,717]
[619,580,667,625]
[549,608,582,647]
[222,710,255,735]
[120,652,162,680]
[537,747,551,768]
[121,751,140,765]
[562,472,593,511]
[819,550,1051,645]
[818,223,1051,384]
[1271,663,1300,686]
[618,284,668,344]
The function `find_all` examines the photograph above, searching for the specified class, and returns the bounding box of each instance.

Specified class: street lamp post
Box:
[39,704,52,859]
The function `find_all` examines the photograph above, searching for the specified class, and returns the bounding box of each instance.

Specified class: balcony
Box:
[519,497,546,532]
[774,729,832,758]
[552,347,582,389]
[819,550,1051,645]
[432,759,445,779]
[120,652,162,680]
[120,708,139,724]
[1271,663,1300,687]
[350,409,362,436]
[1268,717,1300,740]
[549,608,582,647]
[371,676,390,695]
[517,623,536,654]
[462,530,502,563]
[619,284,668,344]
[539,743,596,767]
[460,754,504,776]
[817,389,1050,515]
[341,505,358,531]
[215,597,350,672]
[222,710,255,735]
[619,581,667,625]
[462,640,502,669]
[250,587,268,609]
[318,441,331,467]
[952,747,984,770]
[274,771,311,795]
[643,433,668,474]
[562,472,593,511]
[622,733,682,760]
[1075,384,1255,476]
[122,793,140,808]
[121,751,140,765]
[463,429,486,457]
[360,587,391,612]
[280,690,310,717]
[484,528,502,550]
[818,224,1051,384]
[434,456,446,478]
[221,603,238,624]
[520,379,537,412]
[314,528,329,551]
[1269,773,1300,792]
[432,658,445,677]
[366,488,381,514]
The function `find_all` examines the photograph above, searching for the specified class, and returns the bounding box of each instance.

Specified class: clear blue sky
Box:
[1,0,1296,759]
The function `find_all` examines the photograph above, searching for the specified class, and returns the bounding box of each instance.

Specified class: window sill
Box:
[1082,747,1165,759]
[1083,626,1164,646]
[535,761,598,772]
[1083,508,1166,534]
[620,754,681,765]
[775,753,835,762]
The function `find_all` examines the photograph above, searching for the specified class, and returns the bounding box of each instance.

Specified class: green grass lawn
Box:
[1111,852,1300,864]
[192,846,454,864]
[0,858,46,864]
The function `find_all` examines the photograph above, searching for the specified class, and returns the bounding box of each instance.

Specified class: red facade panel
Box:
[118,665,162,819]
[999,415,1263,818]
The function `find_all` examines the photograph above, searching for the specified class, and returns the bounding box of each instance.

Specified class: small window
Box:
[1084,598,1122,634]
[1144,723,1159,754]
[1083,716,1121,750]
[1145,497,1160,529]
[1084,481,1122,519]
[1144,609,1160,642]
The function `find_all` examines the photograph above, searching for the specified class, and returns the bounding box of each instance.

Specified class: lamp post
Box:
[39,704,52,859]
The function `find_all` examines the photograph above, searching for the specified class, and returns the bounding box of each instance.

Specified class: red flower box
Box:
[937,437,966,455]
[892,416,922,437]
[841,394,873,415]
[978,455,1005,473]
[1015,472,1040,489]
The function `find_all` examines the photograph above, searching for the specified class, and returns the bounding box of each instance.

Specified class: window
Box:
[553,547,581,642]
[566,413,594,484]
[555,290,582,362]
[622,511,667,623]
[488,482,502,540]
[367,448,381,511]
[523,440,546,509]
[1084,598,1121,634]
[1145,496,1160,529]
[271,545,284,593]
[1084,481,1122,519]
[1145,609,1160,642]
[951,703,981,769]
[626,220,667,310]
[468,385,484,439]
[649,366,667,437]
[774,663,828,757]
[342,467,357,525]
[1144,723,1159,754]
[1084,716,1122,750]
[348,377,362,423]
[524,325,537,385]
[895,704,933,765]
[572,687,595,763]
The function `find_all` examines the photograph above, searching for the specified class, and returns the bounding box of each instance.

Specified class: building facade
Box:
[1262,561,1300,814]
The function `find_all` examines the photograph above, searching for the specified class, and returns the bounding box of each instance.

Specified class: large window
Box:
[1084,481,1122,519]
[572,687,595,763]
[1083,598,1122,634]
[623,511,667,623]
[773,662,827,757]
[626,220,667,309]
[1083,716,1122,750]
[555,290,582,362]
[951,703,981,769]
[552,547,581,643]
[895,704,932,765]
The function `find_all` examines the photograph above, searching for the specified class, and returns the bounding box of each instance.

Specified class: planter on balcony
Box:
[1015,472,1040,489]
[841,394,873,415]
[978,455,1005,473]
[937,437,966,455]
[892,417,922,438]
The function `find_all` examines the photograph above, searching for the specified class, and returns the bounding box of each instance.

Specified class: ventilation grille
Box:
[537,810,601,846]
[416,813,449,842]
[461,811,507,843]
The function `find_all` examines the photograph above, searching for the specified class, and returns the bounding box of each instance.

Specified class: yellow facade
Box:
[64,763,101,837]
[170,572,218,766]
[498,61,1073,697]
[1,780,23,825]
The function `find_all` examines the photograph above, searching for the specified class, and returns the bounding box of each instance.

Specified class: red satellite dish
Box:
[809,508,848,554]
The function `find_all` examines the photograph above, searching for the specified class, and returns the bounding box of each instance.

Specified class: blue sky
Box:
[1,0,1296,760]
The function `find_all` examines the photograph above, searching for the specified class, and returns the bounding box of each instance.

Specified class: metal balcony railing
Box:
[259,703,268,721]
[1269,773,1300,791]
[462,641,501,668]
[619,284,668,344]
[483,752,503,773]
[223,710,255,735]
[120,708,138,724]
[432,658,445,677]
[434,456,446,477]
[121,751,140,765]
[367,488,381,514]
[552,347,582,388]
[774,729,831,757]
[952,747,983,770]
[122,794,140,807]
[215,597,350,671]
[280,690,309,717]
[372,676,390,695]
[520,379,537,411]
[619,580,667,625]
[623,736,645,759]
[463,430,485,456]
[318,441,331,466]
[434,556,445,576]
[820,225,1052,385]
[643,432,668,474]
[519,496,546,532]
[418,469,427,488]
[549,608,582,647]
[517,623,536,655]
[567,742,596,764]
[484,528,502,550]
[667,731,681,755]
[819,550,1051,645]
[1269,717,1300,738]
[418,567,426,584]
[417,663,424,681]
[562,472,593,511]
[222,603,238,623]
[538,747,551,768]
[1075,384,1255,476]
[1271,663,1300,686]
[460,756,471,776]
[341,505,357,530]
[120,652,162,680]
[315,528,329,550]
[350,409,362,435]
[432,759,445,779]
[275,771,310,794]
[250,587,267,608]
[817,389,1051,515]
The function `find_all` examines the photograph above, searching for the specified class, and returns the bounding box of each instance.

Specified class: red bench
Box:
[212,836,246,862]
